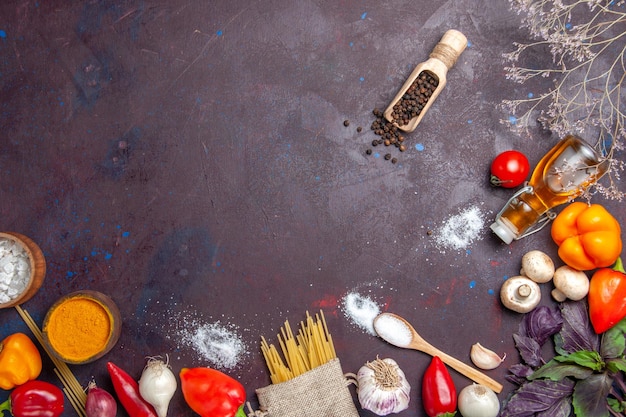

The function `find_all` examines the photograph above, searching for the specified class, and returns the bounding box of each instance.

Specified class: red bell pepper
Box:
[180,367,246,417]
[0,380,64,417]
[422,356,457,417]
[107,362,157,417]
[588,258,626,334]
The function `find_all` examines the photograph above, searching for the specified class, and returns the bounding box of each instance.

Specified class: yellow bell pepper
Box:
[0,332,42,390]
[551,202,622,271]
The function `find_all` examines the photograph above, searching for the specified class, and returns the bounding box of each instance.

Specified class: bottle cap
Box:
[490,219,517,244]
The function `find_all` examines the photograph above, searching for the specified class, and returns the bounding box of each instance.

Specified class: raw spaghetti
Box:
[261,311,336,384]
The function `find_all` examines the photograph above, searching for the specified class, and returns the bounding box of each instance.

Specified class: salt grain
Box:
[180,321,246,370]
[0,238,31,304]
[373,313,413,348]
[434,205,486,251]
[341,293,381,335]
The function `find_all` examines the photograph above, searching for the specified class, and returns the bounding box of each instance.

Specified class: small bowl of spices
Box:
[0,232,46,309]
[42,290,121,365]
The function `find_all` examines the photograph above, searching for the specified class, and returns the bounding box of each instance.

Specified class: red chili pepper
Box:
[0,380,64,417]
[588,258,626,334]
[422,356,457,417]
[180,367,247,417]
[106,362,157,417]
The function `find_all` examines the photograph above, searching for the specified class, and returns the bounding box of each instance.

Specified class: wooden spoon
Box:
[374,312,503,393]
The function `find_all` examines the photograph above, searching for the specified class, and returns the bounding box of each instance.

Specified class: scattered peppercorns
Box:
[389,71,439,127]
[343,119,350,127]
[363,108,408,162]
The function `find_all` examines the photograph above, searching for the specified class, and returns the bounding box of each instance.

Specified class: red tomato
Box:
[490,150,530,188]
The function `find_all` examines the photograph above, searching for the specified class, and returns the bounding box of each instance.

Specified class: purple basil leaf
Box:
[556,300,599,355]
[572,373,613,417]
[514,333,543,367]
[501,379,575,417]
[507,363,535,385]
[509,363,535,378]
[536,393,573,417]
[520,305,563,345]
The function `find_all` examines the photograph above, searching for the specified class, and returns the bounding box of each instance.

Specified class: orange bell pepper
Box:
[0,332,42,390]
[551,202,622,271]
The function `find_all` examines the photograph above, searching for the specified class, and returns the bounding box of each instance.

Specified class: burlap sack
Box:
[250,358,359,417]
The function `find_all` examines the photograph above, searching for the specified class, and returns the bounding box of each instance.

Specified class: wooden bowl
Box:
[0,232,46,309]
[42,290,122,365]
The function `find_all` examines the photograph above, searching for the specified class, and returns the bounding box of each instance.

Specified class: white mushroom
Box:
[520,250,555,283]
[500,276,541,313]
[551,266,589,302]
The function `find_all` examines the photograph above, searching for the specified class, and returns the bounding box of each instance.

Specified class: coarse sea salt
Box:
[180,321,246,370]
[374,313,413,348]
[434,205,486,251]
[0,238,31,304]
[341,292,380,336]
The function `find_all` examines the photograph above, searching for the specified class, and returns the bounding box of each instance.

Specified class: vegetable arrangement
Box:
[0,201,621,417]
[501,302,626,417]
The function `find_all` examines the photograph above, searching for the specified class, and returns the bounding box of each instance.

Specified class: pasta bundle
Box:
[260,310,336,384]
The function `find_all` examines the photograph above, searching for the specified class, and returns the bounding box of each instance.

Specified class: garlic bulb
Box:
[470,343,506,370]
[356,357,410,416]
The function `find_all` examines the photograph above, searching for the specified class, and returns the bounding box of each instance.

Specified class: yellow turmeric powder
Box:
[45,297,112,362]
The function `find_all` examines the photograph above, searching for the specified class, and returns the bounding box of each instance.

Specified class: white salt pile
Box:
[179,321,246,370]
[434,205,486,251]
[341,292,381,336]
[373,313,413,348]
[0,238,31,304]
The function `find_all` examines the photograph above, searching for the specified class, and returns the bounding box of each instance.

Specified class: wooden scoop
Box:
[374,312,503,393]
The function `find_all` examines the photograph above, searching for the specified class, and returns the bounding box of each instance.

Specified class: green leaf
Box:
[572,373,613,417]
[529,359,594,381]
[554,350,604,371]
[605,358,626,373]
[601,320,626,359]
[607,397,626,413]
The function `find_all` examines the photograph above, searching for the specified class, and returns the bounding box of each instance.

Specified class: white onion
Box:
[457,384,500,417]
[138,357,177,417]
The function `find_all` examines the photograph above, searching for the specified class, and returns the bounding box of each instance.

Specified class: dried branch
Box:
[501,0,625,200]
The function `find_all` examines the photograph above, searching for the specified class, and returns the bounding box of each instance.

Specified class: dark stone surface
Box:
[1,1,623,416]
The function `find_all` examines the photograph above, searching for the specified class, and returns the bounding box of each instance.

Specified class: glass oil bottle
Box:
[383,29,467,132]
[490,135,610,244]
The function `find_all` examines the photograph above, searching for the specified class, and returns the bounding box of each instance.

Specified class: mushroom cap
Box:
[500,276,541,313]
[520,250,555,283]
[552,265,589,301]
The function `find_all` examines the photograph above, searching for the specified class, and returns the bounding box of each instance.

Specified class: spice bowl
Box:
[42,290,122,365]
[0,232,46,309]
